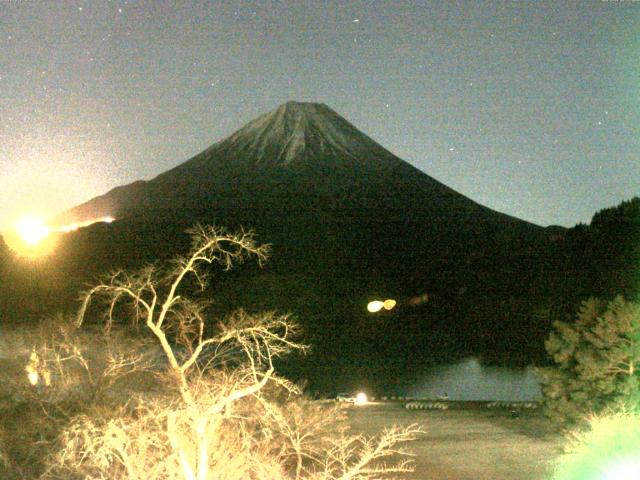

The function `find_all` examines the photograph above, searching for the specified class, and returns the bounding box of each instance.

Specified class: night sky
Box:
[1,0,638,231]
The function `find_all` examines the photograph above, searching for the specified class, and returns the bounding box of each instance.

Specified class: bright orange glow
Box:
[16,216,50,245]
[4,215,115,259]
[4,215,57,258]
[355,392,368,405]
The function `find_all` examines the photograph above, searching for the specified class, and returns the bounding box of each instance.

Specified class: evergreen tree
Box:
[538,296,640,426]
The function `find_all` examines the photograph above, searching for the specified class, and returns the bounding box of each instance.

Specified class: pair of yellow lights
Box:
[366,299,397,313]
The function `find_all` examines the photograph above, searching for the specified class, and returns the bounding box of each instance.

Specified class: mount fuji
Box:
[7,102,559,390]
[57,102,535,231]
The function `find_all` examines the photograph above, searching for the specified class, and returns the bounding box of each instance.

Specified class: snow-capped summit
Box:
[216,101,398,166]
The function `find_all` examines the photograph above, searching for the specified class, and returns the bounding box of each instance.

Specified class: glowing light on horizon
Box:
[6,215,115,258]
[56,216,115,233]
[16,216,49,245]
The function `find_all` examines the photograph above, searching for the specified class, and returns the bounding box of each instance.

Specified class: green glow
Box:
[552,410,640,480]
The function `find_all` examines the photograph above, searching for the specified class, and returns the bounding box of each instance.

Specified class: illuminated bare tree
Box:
[45,225,420,480]
[318,425,423,480]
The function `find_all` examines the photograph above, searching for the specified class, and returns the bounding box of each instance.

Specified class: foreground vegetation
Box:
[1,205,638,478]
[538,296,640,479]
[0,225,420,479]
[538,296,640,427]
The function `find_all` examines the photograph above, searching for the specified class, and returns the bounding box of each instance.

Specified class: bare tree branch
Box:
[44,225,420,480]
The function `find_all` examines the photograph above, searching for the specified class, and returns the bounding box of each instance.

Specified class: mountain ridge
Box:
[56,101,540,232]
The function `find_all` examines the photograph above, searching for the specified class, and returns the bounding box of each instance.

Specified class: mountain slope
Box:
[12,101,561,391]
[52,102,547,302]
[57,102,534,232]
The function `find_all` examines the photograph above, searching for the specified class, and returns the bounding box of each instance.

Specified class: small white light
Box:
[355,392,368,405]
[367,301,384,313]
[28,371,39,386]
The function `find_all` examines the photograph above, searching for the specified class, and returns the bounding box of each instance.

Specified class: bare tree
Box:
[44,225,421,480]
[316,425,423,480]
